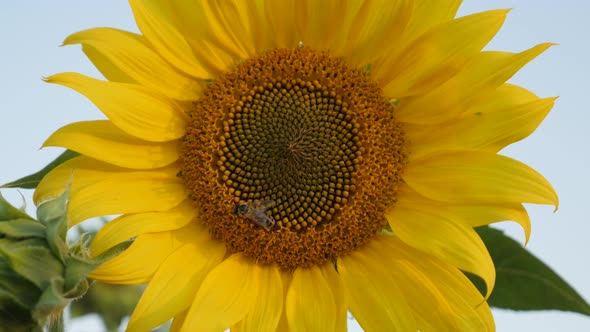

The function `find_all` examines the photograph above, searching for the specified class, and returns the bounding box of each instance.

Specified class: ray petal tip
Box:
[61,35,76,47]
[549,188,559,213]
[42,74,60,84]
[541,42,558,50]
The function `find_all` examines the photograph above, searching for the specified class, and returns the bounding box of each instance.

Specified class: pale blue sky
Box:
[1,1,589,331]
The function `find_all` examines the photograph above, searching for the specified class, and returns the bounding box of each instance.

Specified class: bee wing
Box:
[259,200,276,210]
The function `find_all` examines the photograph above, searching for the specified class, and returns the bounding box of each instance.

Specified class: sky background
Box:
[1,1,589,331]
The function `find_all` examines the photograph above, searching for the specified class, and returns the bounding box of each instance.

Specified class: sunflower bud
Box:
[0,190,95,332]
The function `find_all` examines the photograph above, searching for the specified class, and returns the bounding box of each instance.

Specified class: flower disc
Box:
[180,48,408,268]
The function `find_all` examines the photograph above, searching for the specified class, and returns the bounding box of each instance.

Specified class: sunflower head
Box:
[35,1,558,331]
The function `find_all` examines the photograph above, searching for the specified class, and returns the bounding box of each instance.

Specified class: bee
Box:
[233,199,277,227]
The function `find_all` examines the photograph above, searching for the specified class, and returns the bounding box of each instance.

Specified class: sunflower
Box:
[34,1,558,331]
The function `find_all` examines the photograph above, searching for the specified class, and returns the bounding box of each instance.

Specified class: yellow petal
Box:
[182,254,259,331]
[43,120,179,169]
[89,231,176,284]
[34,156,186,226]
[381,9,509,97]
[64,27,203,100]
[90,200,197,256]
[407,96,556,159]
[405,0,462,38]
[263,0,298,48]
[321,264,348,332]
[397,43,554,124]
[291,0,346,51]
[463,82,540,115]
[159,1,246,73]
[170,310,188,332]
[81,45,135,84]
[275,271,293,332]
[403,151,559,208]
[174,0,253,62]
[396,183,532,244]
[232,265,283,332]
[240,0,275,54]
[202,0,271,56]
[385,206,495,298]
[450,203,532,244]
[44,72,187,142]
[128,0,212,79]
[292,0,348,51]
[351,0,413,66]
[206,1,260,58]
[286,265,337,331]
[339,240,417,331]
[371,0,461,80]
[378,236,494,331]
[128,234,225,332]
[308,0,412,67]
[404,83,540,141]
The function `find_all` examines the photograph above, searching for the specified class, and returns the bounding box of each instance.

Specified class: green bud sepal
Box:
[0,187,128,332]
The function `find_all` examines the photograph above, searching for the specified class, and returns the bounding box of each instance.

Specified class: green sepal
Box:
[0,186,133,332]
[65,277,89,300]
[473,226,590,316]
[1,150,79,189]
[0,218,47,239]
[0,193,33,221]
[93,240,134,265]
[63,256,95,297]
[0,238,64,289]
[0,257,41,309]
[32,278,67,327]
[68,232,92,257]
[67,241,137,330]
[36,188,69,263]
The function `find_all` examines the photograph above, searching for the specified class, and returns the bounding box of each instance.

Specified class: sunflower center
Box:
[222,76,359,230]
[180,48,407,269]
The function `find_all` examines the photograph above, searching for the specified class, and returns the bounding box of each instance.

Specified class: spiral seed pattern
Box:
[220,78,360,230]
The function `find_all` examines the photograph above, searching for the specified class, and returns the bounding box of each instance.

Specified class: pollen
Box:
[180,48,408,269]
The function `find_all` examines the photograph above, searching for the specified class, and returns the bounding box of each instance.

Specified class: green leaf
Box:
[1,150,79,189]
[474,226,590,316]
